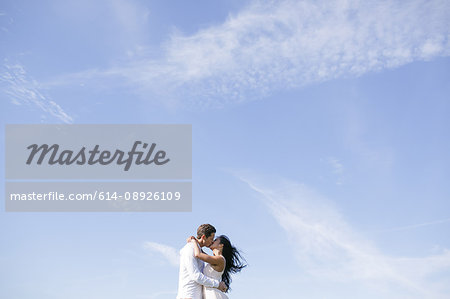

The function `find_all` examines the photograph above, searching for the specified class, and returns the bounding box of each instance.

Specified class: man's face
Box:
[204,233,215,248]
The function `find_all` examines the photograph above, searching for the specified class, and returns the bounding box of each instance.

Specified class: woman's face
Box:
[209,238,222,250]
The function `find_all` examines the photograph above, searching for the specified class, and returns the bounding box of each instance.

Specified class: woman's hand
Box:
[218,281,228,292]
[186,236,197,243]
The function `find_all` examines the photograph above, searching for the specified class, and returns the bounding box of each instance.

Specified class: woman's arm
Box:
[189,238,224,267]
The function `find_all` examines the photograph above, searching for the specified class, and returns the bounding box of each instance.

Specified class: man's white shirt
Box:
[176,242,220,299]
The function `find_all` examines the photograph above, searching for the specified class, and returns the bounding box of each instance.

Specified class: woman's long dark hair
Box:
[218,235,247,292]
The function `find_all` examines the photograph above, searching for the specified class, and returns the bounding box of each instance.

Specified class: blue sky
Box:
[1,0,450,298]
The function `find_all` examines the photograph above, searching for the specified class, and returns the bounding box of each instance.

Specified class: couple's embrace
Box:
[176,224,246,299]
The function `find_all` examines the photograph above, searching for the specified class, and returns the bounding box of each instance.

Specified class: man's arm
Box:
[183,243,220,288]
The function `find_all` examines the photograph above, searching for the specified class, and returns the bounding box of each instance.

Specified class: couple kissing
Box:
[176,224,246,299]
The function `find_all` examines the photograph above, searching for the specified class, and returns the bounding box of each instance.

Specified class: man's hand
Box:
[218,281,228,292]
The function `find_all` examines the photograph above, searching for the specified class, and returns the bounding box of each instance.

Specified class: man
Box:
[177,224,227,299]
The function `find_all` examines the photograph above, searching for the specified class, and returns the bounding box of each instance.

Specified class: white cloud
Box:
[105,0,150,51]
[1,62,73,123]
[327,157,344,175]
[324,156,345,185]
[50,0,149,50]
[143,241,180,267]
[238,174,450,298]
[375,217,450,233]
[110,0,149,33]
[48,0,450,108]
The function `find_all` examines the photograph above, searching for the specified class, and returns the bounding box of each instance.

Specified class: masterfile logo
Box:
[25,141,170,171]
[6,124,191,179]
[5,124,192,212]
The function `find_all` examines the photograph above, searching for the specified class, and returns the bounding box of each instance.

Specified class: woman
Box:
[188,235,246,299]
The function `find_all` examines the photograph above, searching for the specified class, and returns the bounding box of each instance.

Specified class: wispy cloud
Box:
[48,0,450,108]
[0,10,13,38]
[238,174,450,298]
[321,156,345,185]
[327,157,344,175]
[374,217,450,233]
[1,61,73,123]
[59,0,150,51]
[143,241,180,267]
[109,0,150,41]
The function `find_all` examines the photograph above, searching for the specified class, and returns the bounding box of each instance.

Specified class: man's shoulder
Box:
[180,242,195,254]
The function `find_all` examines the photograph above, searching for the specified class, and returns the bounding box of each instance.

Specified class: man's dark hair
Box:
[197,224,216,239]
